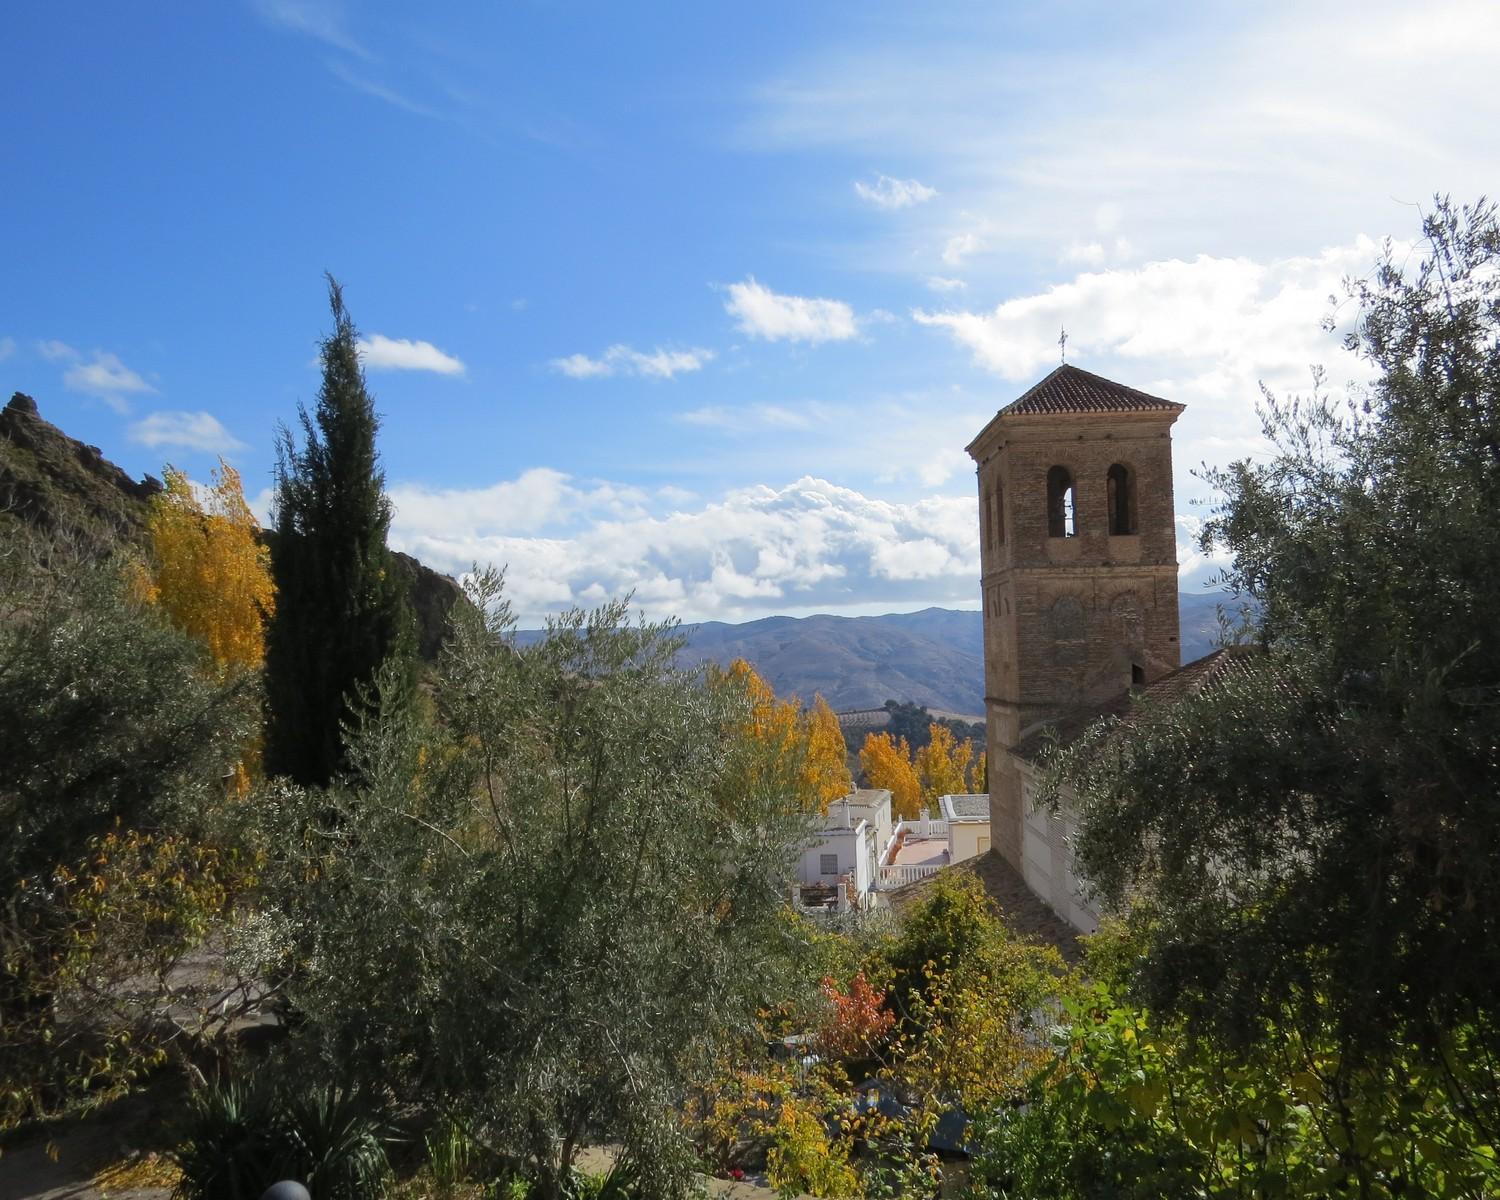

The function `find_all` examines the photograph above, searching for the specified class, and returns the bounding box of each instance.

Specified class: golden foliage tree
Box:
[915,722,971,805]
[711,660,851,815]
[141,461,274,671]
[801,695,853,815]
[859,731,921,820]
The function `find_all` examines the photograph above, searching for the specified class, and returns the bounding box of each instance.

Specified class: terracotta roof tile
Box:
[999,364,1183,417]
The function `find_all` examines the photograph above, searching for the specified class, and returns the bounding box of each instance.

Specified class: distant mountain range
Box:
[658,594,1241,717]
[4,390,1248,718]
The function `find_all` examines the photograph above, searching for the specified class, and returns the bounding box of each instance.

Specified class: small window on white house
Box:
[819,853,839,876]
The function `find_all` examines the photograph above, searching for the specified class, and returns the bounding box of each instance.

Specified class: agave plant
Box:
[282,1083,393,1198]
[173,1077,392,1200]
[171,1078,296,1200]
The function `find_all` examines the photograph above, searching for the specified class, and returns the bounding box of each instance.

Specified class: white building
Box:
[794,789,892,914]
[939,793,992,863]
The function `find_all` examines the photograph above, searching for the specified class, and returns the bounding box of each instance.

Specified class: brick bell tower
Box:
[965,365,1184,871]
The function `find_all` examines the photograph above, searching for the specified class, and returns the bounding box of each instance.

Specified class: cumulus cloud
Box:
[854,173,938,209]
[551,344,713,380]
[926,276,967,293]
[357,333,465,375]
[914,236,1387,515]
[1175,512,1235,591]
[1061,237,1134,267]
[130,411,248,454]
[723,278,858,344]
[912,240,1376,385]
[62,351,155,412]
[386,472,983,625]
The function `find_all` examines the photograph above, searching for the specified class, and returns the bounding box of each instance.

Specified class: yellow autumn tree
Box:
[972,748,987,793]
[859,731,922,820]
[141,460,275,671]
[800,695,853,815]
[915,723,971,806]
[710,660,850,815]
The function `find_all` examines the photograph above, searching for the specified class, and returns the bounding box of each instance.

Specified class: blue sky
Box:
[3,1,1496,623]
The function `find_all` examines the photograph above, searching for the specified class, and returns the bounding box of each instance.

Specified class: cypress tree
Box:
[264,276,414,786]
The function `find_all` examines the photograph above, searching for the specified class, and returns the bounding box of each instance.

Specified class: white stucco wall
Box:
[1019,772,1099,934]
[948,820,991,865]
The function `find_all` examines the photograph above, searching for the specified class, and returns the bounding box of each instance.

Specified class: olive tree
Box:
[1042,198,1500,1179]
[246,570,813,1198]
[0,533,257,1125]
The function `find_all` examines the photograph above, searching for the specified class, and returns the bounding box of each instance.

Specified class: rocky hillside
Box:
[0,392,163,549]
[0,392,464,660]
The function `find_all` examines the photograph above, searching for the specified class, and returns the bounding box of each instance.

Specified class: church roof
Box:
[1011,646,1256,764]
[998,364,1183,417]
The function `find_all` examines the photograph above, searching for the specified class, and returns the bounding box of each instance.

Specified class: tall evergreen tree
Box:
[264,276,413,786]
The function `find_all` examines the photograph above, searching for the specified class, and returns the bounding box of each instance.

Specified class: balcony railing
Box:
[878,861,945,888]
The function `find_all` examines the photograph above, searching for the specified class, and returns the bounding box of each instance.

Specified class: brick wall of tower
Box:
[971,406,1182,874]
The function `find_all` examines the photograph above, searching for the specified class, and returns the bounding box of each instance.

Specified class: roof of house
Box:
[997,364,1184,418]
[1012,646,1255,764]
[942,793,990,820]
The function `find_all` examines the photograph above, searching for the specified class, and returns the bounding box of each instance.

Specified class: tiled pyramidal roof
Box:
[999,364,1184,416]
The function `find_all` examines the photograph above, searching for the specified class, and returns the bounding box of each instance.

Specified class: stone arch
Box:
[1047,466,1076,538]
[1107,462,1137,535]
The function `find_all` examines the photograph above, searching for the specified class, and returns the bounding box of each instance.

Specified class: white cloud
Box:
[914,236,1386,513]
[656,484,697,506]
[357,333,465,375]
[723,278,858,344]
[1061,237,1134,267]
[550,344,713,380]
[251,0,372,59]
[926,276,968,293]
[37,339,77,361]
[854,173,938,210]
[129,411,248,454]
[744,1,1500,268]
[62,351,155,412]
[0,337,14,362]
[913,241,1375,383]
[1175,513,1234,591]
[386,472,983,625]
[327,60,441,118]
[679,403,817,433]
[942,233,983,266]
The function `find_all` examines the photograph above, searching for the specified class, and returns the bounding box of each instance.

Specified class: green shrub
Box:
[424,1116,477,1194]
[565,1160,639,1200]
[173,1077,391,1200]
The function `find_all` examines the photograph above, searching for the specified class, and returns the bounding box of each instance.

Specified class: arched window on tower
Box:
[992,482,1005,547]
[980,485,991,549]
[1047,466,1076,538]
[1107,463,1137,535]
